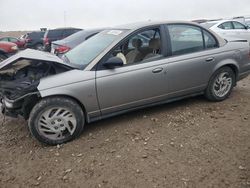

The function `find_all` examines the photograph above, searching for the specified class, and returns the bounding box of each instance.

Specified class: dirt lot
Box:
[0,76,249,188]
[0,31,29,38]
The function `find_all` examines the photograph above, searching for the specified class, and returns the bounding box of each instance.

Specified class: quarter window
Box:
[203,30,217,48]
[168,25,204,55]
[232,21,246,29]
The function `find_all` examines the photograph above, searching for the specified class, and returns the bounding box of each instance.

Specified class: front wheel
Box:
[28,97,85,145]
[205,67,235,101]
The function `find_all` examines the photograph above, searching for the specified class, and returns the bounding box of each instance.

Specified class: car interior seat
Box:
[143,38,161,60]
[125,38,143,64]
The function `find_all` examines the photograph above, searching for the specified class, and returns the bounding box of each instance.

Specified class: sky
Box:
[0,0,250,31]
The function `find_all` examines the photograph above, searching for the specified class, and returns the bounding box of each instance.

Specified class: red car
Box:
[0,41,18,62]
[0,37,26,48]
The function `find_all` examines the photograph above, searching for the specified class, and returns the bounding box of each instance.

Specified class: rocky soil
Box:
[0,76,249,188]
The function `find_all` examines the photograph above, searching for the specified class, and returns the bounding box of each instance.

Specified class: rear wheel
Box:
[0,54,7,62]
[28,97,85,145]
[205,67,235,101]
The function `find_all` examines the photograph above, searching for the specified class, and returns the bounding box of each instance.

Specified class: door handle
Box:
[205,57,215,62]
[152,67,163,73]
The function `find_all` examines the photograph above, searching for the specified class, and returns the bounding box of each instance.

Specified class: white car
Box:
[201,20,250,42]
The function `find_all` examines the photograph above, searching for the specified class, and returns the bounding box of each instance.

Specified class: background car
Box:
[23,31,45,50]
[51,28,105,56]
[232,16,250,27]
[201,20,250,42]
[43,27,82,52]
[0,37,25,48]
[0,41,18,62]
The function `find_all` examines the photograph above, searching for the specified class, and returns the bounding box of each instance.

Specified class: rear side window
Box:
[232,21,246,29]
[218,22,233,30]
[63,29,81,37]
[85,32,98,40]
[29,32,43,38]
[47,30,63,38]
[0,38,8,42]
[168,25,204,55]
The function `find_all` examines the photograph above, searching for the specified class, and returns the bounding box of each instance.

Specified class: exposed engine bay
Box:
[0,58,73,118]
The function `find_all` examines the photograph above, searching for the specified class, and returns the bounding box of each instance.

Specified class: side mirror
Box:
[103,57,124,69]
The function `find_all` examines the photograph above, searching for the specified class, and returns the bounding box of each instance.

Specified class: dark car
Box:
[24,31,45,50]
[0,41,18,62]
[51,28,104,55]
[0,37,25,48]
[43,28,82,52]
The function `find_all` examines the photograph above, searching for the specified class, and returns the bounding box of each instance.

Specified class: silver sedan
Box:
[1,21,250,145]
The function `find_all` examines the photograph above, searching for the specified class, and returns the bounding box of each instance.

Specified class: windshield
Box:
[64,29,126,68]
[201,22,217,29]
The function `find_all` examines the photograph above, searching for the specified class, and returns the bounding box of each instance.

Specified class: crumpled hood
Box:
[0,49,74,70]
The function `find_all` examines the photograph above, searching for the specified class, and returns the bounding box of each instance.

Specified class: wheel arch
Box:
[41,94,89,122]
[212,59,239,82]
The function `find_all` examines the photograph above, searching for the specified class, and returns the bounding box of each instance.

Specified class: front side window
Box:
[218,22,233,30]
[168,25,204,55]
[232,21,246,29]
[104,28,163,66]
[9,37,18,43]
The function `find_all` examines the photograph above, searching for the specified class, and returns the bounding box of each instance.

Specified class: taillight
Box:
[11,45,18,51]
[55,45,71,54]
[43,37,49,45]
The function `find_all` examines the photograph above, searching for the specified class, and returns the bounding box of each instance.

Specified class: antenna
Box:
[64,11,67,27]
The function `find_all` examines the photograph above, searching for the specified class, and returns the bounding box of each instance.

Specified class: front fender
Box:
[38,70,100,119]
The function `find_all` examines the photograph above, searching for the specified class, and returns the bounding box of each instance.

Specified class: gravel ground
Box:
[0,76,250,188]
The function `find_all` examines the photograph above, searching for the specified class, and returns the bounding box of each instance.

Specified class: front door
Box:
[96,27,169,115]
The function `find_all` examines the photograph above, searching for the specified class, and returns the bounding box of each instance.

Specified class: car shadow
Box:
[82,95,210,134]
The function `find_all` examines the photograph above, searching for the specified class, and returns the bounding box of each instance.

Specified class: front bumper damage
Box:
[0,92,40,119]
[0,49,74,119]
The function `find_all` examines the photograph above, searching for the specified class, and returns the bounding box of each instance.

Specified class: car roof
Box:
[204,20,238,24]
[114,20,201,30]
[49,27,82,31]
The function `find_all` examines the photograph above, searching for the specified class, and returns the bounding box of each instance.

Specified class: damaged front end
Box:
[0,49,74,119]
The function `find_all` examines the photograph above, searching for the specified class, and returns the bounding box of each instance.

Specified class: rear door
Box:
[216,21,236,38]
[164,24,221,97]
[232,21,250,42]
[96,26,170,115]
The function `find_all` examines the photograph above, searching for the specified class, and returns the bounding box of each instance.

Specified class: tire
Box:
[35,43,44,51]
[205,66,235,101]
[28,97,85,145]
[0,53,7,62]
